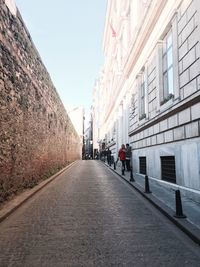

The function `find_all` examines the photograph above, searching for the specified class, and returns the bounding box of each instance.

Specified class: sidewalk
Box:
[103,161,200,246]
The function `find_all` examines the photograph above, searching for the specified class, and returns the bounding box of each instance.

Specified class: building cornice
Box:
[124,0,168,77]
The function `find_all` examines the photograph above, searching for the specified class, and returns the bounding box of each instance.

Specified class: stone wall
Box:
[0,0,81,203]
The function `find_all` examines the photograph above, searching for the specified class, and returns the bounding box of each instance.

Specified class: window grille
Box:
[161,156,176,183]
[139,157,147,175]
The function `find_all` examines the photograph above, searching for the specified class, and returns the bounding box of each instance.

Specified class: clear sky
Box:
[15,0,106,115]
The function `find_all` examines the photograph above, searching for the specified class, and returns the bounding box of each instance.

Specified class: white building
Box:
[66,105,84,158]
[92,0,200,202]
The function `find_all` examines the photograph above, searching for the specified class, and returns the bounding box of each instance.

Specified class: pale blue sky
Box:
[15,0,106,114]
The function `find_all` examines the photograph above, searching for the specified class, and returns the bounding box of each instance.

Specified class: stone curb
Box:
[0,161,77,223]
[103,162,200,246]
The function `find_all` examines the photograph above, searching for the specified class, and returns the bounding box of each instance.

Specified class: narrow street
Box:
[0,160,199,267]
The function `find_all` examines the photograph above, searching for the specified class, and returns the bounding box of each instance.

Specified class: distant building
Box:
[92,0,200,202]
[66,106,84,158]
[84,116,93,159]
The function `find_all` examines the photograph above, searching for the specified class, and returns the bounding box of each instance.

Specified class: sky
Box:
[15,0,107,117]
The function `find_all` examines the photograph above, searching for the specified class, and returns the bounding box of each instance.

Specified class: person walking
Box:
[125,143,132,171]
[106,148,112,165]
[118,144,126,171]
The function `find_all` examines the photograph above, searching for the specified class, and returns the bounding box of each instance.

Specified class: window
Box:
[161,156,176,183]
[161,30,174,104]
[130,93,136,119]
[139,156,147,174]
[138,71,146,120]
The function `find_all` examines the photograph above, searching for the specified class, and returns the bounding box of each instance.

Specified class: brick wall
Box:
[0,0,81,203]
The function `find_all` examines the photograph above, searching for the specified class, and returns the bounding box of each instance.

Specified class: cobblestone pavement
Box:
[0,160,200,267]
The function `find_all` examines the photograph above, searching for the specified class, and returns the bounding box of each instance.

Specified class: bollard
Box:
[174,190,186,218]
[130,167,135,182]
[114,162,116,170]
[144,175,151,193]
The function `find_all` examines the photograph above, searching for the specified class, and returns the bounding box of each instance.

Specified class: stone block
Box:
[183,78,197,98]
[180,69,189,88]
[179,40,188,60]
[132,142,137,149]
[182,46,196,71]
[148,89,156,102]
[139,131,144,140]
[180,87,184,100]
[142,139,147,147]
[157,133,164,144]
[153,123,160,134]
[181,141,200,189]
[149,101,153,112]
[191,102,200,120]
[178,107,191,125]
[144,129,149,138]
[179,61,183,74]
[195,42,200,59]
[186,1,196,21]
[151,135,157,145]
[159,119,168,132]
[174,126,185,140]
[164,130,174,142]
[178,33,182,48]
[146,137,151,146]
[185,121,199,138]
[148,68,156,84]
[181,16,195,44]
[178,11,187,34]
[168,114,178,129]
[179,0,193,19]
[148,126,154,136]
[189,59,200,80]
[187,29,198,51]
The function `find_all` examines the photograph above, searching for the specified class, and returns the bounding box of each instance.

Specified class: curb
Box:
[103,162,200,246]
[0,161,77,223]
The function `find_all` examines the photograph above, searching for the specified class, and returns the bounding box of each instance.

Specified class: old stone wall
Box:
[0,0,81,203]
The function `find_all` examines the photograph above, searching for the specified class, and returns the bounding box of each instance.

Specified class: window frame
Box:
[161,29,174,104]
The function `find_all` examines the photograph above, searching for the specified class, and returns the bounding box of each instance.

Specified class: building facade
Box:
[92,0,200,202]
[66,105,84,158]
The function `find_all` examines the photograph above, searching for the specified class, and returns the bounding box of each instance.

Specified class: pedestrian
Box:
[118,144,126,171]
[107,148,112,165]
[125,143,132,171]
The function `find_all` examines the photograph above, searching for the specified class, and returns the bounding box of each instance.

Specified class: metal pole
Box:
[130,167,135,182]
[144,175,151,193]
[174,190,186,218]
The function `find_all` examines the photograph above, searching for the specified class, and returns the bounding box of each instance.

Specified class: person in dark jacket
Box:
[106,148,112,165]
[125,143,132,171]
[118,144,126,171]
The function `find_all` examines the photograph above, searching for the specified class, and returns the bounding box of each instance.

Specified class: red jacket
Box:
[118,148,126,161]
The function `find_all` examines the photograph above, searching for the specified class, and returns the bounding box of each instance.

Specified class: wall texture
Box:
[0,0,81,203]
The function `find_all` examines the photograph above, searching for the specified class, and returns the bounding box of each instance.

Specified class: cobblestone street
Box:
[0,160,200,267]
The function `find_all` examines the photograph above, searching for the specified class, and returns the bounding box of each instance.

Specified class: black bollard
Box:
[130,167,135,182]
[144,175,151,193]
[174,190,186,218]
[114,162,116,170]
